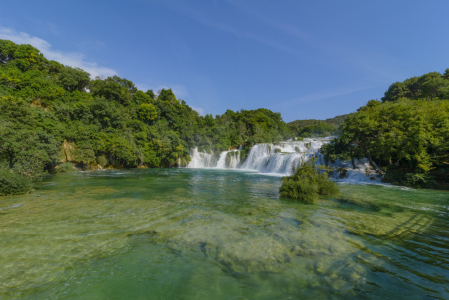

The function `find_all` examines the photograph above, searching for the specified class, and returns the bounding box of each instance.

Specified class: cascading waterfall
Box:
[186,138,382,184]
[187,147,215,168]
[216,151,228,169]
[228,151,241,168]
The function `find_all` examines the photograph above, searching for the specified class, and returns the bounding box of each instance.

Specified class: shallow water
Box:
[0,169,448,299]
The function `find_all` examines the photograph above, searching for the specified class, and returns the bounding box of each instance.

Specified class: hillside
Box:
[287,114,349,137]
[288,114,349,128]
[0,39,293,195]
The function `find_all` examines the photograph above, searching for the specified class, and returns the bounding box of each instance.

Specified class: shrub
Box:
[404,173,435,188]
[96,155,108,167]
[279,177,318,202]
[383,168,436,188]
[0,169,32,196]
[279,158,339,202]
[56,162,77,173]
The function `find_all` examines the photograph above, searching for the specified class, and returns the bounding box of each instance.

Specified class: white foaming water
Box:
[187,147,215,168]
[228,151,241,168]
[185,138,383,184]
[216,151,228,169]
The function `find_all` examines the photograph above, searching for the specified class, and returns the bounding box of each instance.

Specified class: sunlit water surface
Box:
[0,169,448,299]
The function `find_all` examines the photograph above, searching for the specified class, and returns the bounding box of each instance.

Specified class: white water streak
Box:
[186,138,382,184]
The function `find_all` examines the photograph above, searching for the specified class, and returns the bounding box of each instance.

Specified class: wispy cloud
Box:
[225,0,403,82]
[279,85,378,108]
[205,21,306,58]
[190,106,204,116]
[0,28,117,78]
[151,1,308,60]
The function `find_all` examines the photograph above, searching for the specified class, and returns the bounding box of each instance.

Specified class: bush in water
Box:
[0,169,32,196]
[56,162,77,173]
[279,158,339,202]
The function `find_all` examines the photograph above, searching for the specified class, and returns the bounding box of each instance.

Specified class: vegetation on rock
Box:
[279,159,339,202]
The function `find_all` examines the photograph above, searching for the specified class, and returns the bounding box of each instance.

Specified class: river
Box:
[0,168,448,299]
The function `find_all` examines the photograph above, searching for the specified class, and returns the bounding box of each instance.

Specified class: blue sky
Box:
[1,0,448,122]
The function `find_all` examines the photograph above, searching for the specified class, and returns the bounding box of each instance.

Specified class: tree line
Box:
[322,70,449,189]
[287,114,349,138]
[1,39,447,194]
[0,40,293,194]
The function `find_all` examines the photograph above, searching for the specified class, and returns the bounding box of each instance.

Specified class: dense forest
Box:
[287,114,349,138]
[1,39,448,194]
[322,71,449,189]
[0,40,292,194]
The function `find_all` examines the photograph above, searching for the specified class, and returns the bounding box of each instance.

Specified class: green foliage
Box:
[0,39,298,195]
[89,75,136,105]
[323,98,449,188]
[0,164,32,196]
[287,114,348,137]
[145,89,155,100]
[297,122,339,138]
[137,103,157,121]
[157,88,177,102]
[56,162,77,173]
[133,90,154,105]
[280,158,339,202]
[96,155,108,167]
[58,66,91,92]
[381,70,449,102]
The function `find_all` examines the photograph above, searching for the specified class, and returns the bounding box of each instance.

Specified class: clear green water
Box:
[0,169,448,299]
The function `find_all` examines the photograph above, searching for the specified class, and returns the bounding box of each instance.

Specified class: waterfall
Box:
[216,151,228,168]
[228,151,241,168]
[186,138,383,183]
[187,147,215,168]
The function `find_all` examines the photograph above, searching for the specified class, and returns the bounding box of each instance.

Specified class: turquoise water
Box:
[0,169,448,299]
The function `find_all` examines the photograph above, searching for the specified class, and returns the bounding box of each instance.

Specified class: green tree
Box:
[138,103,157,121]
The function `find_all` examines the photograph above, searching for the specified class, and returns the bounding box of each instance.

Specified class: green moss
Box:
[204,145,212,154]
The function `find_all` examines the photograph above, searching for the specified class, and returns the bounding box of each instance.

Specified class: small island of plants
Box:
[279,158,339,202]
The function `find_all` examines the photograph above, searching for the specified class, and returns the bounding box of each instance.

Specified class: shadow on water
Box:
[328,192,449,298]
